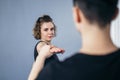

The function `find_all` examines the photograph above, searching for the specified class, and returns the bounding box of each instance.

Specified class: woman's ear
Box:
[112,7,119,20]
[73,6,81,24]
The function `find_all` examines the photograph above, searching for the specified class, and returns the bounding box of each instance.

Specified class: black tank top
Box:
[34,41,59,65]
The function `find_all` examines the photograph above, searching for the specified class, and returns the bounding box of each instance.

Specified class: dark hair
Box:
[33,15,56,40]
[73,0,118,27]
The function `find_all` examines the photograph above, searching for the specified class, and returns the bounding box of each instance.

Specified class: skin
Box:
[73,6,118,55]
[28,22,64,80]
[40,22,55,42]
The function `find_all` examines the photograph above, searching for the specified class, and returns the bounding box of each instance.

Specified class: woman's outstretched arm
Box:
[28,45,64,80]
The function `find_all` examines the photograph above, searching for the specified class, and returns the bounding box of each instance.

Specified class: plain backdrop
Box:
[0,0,120,80]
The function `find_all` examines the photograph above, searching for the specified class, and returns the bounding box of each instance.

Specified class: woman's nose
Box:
[48,30,53,34]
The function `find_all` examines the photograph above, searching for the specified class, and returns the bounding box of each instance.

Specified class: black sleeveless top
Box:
[34,41,59,66]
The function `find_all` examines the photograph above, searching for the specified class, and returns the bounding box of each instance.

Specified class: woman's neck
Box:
[40,39,51,45]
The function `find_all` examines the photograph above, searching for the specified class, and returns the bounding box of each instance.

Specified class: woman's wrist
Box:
[37,53,47,61]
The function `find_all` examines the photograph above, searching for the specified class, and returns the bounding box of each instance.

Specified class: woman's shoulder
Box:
[37,41,46,47]
[36,41,46,52]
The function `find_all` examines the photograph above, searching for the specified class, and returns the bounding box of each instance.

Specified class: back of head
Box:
[73,0,118,28]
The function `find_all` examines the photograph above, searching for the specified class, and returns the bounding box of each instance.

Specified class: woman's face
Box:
[40,22,55,42]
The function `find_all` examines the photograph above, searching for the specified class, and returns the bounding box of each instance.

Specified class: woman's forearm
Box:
[28,55,46,80]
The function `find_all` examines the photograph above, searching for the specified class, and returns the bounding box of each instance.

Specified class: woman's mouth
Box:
[48,35,53,38]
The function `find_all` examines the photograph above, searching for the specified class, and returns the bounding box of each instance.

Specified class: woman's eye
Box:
[51,28,54,31]
[44,28,48,31]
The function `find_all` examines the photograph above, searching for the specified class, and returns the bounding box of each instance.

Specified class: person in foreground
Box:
[37,0,120,80]
[28,15,64,80]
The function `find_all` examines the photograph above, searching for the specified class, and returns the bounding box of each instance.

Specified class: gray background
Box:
[0,0,81,80]
[0,0,119,80]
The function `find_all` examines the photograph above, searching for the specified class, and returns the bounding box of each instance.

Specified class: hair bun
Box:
[42,15,53,21]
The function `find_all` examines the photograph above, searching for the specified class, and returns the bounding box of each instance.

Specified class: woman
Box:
[28,15,64,80]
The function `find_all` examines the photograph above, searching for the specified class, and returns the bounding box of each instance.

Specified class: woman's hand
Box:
[50,45,65,54]
[38,45,65,59]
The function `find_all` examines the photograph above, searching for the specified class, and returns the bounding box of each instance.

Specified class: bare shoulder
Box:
[36,42,46,53]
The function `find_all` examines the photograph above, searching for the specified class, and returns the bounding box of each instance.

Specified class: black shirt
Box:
[34,41,59,66]
[36,49,120,80]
